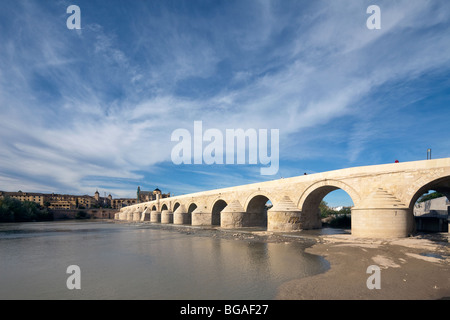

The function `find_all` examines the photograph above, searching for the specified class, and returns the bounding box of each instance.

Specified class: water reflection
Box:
[0,221,329,299]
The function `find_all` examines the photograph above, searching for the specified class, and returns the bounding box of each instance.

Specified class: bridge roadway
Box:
[115,158,450,238]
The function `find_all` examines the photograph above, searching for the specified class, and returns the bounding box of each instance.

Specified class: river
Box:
[0,220,329,300]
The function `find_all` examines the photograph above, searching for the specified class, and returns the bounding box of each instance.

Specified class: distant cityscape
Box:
[0,187,170,210]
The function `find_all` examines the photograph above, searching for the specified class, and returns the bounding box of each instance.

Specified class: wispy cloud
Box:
[0,0,449,198]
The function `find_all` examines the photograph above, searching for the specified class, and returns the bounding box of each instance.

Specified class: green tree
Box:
[329,215,351,228]
[418,191,444,203]
[0,197,15,222]
[339,207,351,215]
[0,196,53,222]
[75,210,88,219]
[319,200,336,218]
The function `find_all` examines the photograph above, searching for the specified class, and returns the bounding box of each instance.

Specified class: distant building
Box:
[0,190,112,210]
[110,198,137,209]
[0,187,171,211]
[414,196,449,217]
[46,194,77,210]
[0,191,45,207]
[330,206,353,212]
[414,196,449,232]
[137,186,170,203]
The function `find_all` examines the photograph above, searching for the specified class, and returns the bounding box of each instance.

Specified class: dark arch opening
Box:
[302,186,355,231]
[409,176,450,208]
[187,203,197,225]
[173,202,180,212]
[410,176,450,234]
[246,195,271,229]
[188,203,197,214]
[151,205,157,211]
[212,200,227,226]
[161,203,168,211]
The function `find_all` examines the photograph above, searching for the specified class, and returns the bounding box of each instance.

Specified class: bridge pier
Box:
[192,207,212,226]
[161,210,173,224]
[133,208,141,222]
[141,208,151,221]
[150,210,161,223]
[220,200,245,229]
[126,210,133,221]
[352,189,413,238]
[352,208,413,238]
[173,205,191,225]
[268,196,304,232]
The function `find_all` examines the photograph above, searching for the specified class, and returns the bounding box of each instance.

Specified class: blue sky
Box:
[0,0,449,206]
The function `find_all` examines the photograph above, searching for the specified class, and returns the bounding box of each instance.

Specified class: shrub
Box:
[329,215,351,228]
[0,196,53,222]
[75,210,88,219]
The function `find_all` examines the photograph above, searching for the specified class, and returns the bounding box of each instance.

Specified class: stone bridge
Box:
[115,158,450,238]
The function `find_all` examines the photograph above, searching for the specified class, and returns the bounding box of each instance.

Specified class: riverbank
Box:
[275,233,450,300]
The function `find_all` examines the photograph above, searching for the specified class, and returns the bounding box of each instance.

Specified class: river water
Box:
[0,220,329,300]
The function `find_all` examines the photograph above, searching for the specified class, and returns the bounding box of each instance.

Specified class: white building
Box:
[414,196,449,217]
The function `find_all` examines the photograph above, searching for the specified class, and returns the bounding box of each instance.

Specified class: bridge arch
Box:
[407,175,450,209]
[151,204,157,211]
[297,180,361,209]
[244,192,274,229]
[161,203,168,211]
[243,190,274,212]
[187,203,197,214]
[297,180,360,229]
[173,202,181,212]
[211,198,228,226]
[407,175,450,233]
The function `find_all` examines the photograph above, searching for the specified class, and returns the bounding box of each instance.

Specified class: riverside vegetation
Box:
[0,196,53,222]
[319,200,351,228]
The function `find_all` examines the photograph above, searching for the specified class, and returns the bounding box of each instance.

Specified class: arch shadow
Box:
[245,194,272,229]
[211,199,228,226]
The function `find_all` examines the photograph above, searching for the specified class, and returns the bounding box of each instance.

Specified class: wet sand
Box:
[275,232,450,300]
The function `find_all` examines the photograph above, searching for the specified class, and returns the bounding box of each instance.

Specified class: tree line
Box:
[319,200,351,217]
[320,200,351,228]
[0,196,53,222]
[417,191,444,203]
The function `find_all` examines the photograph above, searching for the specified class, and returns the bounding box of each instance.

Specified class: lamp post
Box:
[427,148,431,160]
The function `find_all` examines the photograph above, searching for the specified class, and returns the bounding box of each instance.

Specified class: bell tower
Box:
[137,186,141,203]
